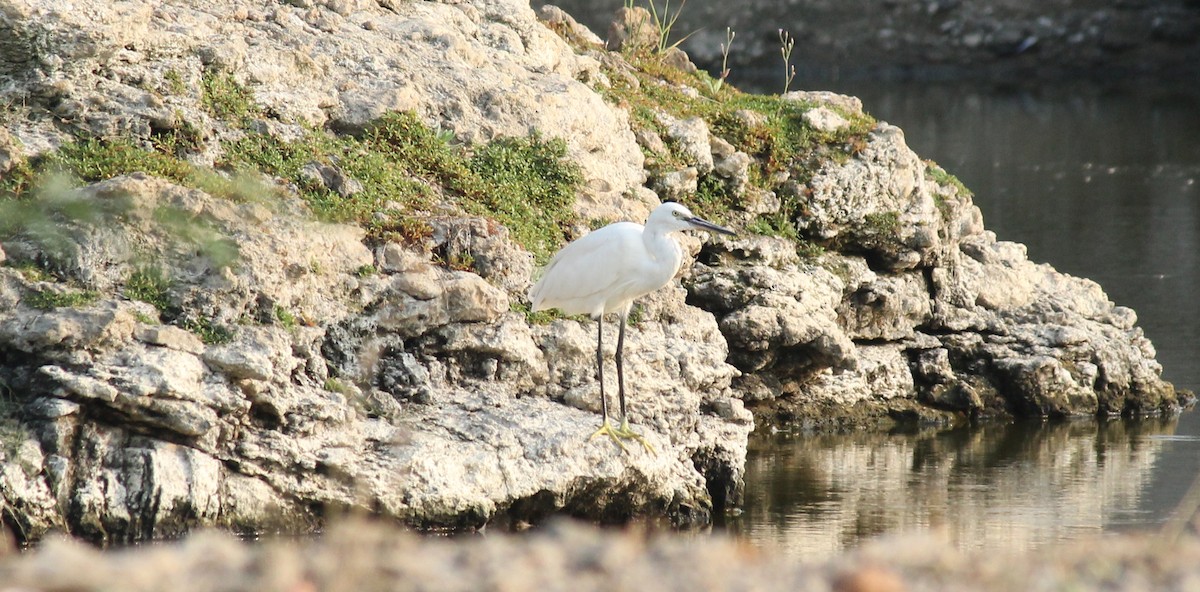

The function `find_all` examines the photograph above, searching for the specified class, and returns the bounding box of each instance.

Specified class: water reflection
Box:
[732,418,1190,559]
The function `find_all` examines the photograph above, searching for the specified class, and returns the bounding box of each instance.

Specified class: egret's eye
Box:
[673,211,683,218]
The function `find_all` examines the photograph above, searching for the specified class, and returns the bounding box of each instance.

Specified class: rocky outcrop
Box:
[0,0,1184,544]
[687,121,1179,425]
[0,172,748,543]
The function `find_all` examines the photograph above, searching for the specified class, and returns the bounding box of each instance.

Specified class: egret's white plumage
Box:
[528,202,735,452]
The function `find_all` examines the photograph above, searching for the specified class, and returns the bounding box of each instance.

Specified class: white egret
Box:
[528,202,736,452]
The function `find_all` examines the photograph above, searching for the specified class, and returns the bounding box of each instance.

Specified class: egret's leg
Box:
[589,317,626,451]
[614,313,655,454]
[615,312,627,423]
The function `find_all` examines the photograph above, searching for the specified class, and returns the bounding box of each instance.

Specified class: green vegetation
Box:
[150,111,205,157]
[593,47,875,249]
[0,135,255,203]
[510,300,564,325]
[0,379,28,459]
[926,160,973,198]
[11,263,53,283]
[778,29,797,94]
[638,0,693,54]
[5,28,884,319]
[124,267,173,314]
[179,316,235,345]
[323,377,352,395]
[163,69,187,95]
[222,111,582,261]
[274,304,298,329]
[24,288,99,310]
[355,264,378,277]
[201,71,261,124]
[704,27,734,96]
[863,211,900,236]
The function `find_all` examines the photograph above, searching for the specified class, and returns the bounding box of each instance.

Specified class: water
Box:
[724,76,1200,558]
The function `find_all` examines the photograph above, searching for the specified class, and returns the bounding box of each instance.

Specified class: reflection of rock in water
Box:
[736,418,1177,558]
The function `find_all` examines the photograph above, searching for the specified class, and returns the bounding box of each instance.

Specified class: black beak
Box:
[687,216,737,236]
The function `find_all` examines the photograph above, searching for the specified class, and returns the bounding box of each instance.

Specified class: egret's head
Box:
[650,202,737,236]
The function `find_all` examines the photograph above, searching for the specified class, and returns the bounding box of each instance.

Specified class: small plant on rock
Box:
[779,29,797,94]
[704,27,735,97]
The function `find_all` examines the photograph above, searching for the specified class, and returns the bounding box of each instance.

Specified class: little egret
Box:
[528,202,736,452]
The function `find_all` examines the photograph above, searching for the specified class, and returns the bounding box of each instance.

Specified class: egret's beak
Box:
[687,216,737,236]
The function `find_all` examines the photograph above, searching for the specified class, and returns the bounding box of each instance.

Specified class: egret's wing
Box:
[528,223,643,315]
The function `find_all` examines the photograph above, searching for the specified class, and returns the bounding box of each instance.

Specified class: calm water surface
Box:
[726,78,1200,558]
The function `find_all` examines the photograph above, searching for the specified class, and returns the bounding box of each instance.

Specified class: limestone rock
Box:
[0,0,646,223]
[801,123,944,270]
[803,106,850,133]
[658,114,714,174]
[605,6,656,53]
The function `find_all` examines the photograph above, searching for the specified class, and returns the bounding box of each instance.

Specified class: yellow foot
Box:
[616,420,657,455]
[589,420,628,452]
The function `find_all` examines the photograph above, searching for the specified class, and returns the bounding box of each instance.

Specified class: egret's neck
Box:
[643,226,683,273]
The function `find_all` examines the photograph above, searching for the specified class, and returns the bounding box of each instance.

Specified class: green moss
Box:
[744,213,797,241]
[2,136,253,203]
[925,161,973,198]
[25,288,99,310]
[150,111,205,157]
[795,239,825,260]
[0,156,35,197]
[355,264,378,277]
[691,173,734,225]
[863,211,900,235]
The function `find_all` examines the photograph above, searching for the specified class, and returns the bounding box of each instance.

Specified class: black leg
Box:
[612,312,654,454]
[616,312,627,424]
[596,316,609,425]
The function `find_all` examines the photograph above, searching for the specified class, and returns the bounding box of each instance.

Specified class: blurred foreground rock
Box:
[2,518,1200,592]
